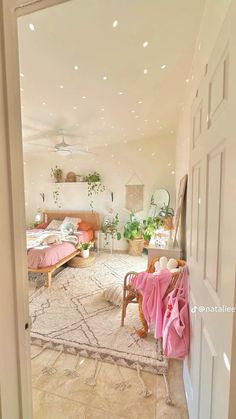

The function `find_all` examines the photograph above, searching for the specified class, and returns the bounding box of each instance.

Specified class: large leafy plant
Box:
[142,216,164,243]
[123,213,143,241]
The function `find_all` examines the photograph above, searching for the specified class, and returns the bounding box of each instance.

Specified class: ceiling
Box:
[18,0,206,150]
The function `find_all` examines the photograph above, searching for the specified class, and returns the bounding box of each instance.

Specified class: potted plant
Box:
[142,216,164,244]
[123,213,144,256]
[76,241,93,258]
[84,171,105,210]
[102,213,121,247]
[159,205,175,230]
[51,165,63,183]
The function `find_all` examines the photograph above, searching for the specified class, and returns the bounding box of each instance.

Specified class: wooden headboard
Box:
[43,210,101,231]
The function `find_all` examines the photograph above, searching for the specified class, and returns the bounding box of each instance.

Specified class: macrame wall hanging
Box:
[125,173,144,213]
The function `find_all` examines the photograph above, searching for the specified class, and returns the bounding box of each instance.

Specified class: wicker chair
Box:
[120,257,186,338]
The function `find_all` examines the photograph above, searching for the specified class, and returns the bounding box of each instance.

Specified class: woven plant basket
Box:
[68,254,96,268]
[128,238,144,256]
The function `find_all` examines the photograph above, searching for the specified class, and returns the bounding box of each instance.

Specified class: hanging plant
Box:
[84,171,105,210]
[52,185,61,208]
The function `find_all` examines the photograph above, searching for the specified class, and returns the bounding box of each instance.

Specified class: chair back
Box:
[147,257,186,300]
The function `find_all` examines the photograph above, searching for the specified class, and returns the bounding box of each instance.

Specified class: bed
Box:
[27,210,100,287]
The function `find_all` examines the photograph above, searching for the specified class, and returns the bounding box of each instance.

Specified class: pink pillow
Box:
[77,221,93,231]
[35,222,49,229]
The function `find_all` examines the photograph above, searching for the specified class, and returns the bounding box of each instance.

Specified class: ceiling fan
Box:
[25,129,94,156]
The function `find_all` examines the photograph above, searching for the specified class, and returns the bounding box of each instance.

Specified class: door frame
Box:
[1,1,71,418]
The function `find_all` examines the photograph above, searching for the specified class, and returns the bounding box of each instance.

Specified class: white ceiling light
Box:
[60,85,64,89]
[20,72,24,78]
[131,110,135,113]
[100,108,105,111]
[73,106,77,110]
[42,102,46,105]
[118,91,123,95]
[29,23,35,31]
[103,76,108,80]
[161,64,166,69]
[138,101,142,104]
[82,96,86,99]
[143,68,148,75]
[185,78,190,83]
[138,147,142,152]
[143,41,149,48]
[113,20,118,28]
[171,170,175,175]
[20,87,24,92]
[74,65,79,70]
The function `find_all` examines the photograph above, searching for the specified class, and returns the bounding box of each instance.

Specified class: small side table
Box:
[147,245,183,264]
[95,231,114,254]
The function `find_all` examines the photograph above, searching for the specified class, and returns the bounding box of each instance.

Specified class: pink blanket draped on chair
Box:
[131,269,172,339]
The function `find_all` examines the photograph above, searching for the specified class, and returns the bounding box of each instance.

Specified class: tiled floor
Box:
[31,346,188,419]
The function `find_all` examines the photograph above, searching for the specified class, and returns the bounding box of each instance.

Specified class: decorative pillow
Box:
[103,284,123,306]
[60,221,76,234]
[61,216,81,230]
[78,221,93,231]
[46,219,63,230]
[35,222,49,229]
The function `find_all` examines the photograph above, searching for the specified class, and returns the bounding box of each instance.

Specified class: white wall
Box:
[24,135,176,247]
[175,0,232,188]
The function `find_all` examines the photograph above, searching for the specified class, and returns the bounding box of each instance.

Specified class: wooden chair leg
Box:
[45,271,52,288]
[121,290,127,326]
[136,292,148,338]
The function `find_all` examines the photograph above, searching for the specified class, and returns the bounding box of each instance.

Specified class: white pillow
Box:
[103,284,123,306]
[46,219,63,230]
[60,216,81,230]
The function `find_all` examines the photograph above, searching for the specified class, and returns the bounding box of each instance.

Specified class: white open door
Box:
[184,2,236,418]
[0,1,69,418]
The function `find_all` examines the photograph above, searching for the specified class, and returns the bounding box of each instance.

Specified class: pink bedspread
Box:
[28,242,75,269]
[131,269,172,339]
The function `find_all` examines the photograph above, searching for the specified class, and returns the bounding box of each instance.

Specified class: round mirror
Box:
[148,189,170,217]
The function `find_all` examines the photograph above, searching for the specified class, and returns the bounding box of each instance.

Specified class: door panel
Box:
[184,6,236,419]
[204,145,225,292]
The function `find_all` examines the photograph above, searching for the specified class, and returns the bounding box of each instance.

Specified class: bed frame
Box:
[28,210,100,288]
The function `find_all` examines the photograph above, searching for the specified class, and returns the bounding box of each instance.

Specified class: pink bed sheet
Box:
[77,229,94,243]
[28,242,75,269]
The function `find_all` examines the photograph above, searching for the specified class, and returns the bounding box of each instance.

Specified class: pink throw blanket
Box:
[131,269,172,339]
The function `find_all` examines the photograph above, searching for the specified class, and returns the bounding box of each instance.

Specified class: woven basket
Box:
[68,254,96,268]
[128,238,144,256]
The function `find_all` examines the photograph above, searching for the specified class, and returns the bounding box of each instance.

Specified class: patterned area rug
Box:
[29,253,167,375]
